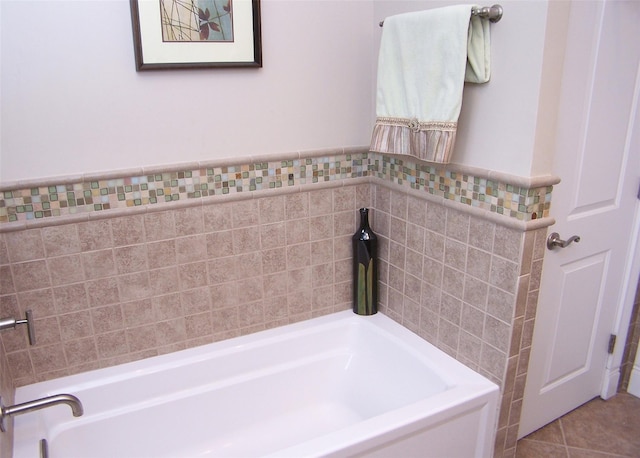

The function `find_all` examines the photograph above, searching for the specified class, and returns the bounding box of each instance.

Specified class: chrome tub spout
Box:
[0,394,83,432]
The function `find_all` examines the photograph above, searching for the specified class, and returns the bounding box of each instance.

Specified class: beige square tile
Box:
[388,240,406,270]
[180,286,211,315]
[312,285,334,311]
[59,310,92,341]
[184,312,213,340]
[444,238,467,271]
[258,195,285,224]
[53,283,89,314]
[149,266,179,296]
[333,211,355,237]
[286,243,310,270]
[208,282,235,310]
[121,299,154,327]
[211,307,238,333]
[442,266,464,299]
[0,265,15,295]
[375,185,391,213]
[231,200,259,228]
[42,225,81,257]
[424,230,445,261]
[407,195,427,227]
[114,244,148,275]
[260,222,286,250]
[78,220,114,251]
[202,203,233,231]
[175,234,207,264]
[147,239,177,267]
[287,267,312,292]
[389,217,407,245]
[111,215,145,246]
[373,210,390,238]
[6,350,34,381]
[445,209,469,243]
[117,271,151,302]
[467,247,491,282]
[494,225,523,263]
[82,249,116,280]
[233,226,258,255]
[174,206,204,235]
[463,275,489,310]
[390,190,408,219]
[5,229,44,262]
[487,286,515,322]
[152,293,182,321]
[30,343,67,374]
[333,235,350,261]
[12,259,51,292]
[333,187,355,213]
[309,189,333,216]
[91,304,124,334]
[155,318,187,346]
[406,223,425,253]
[85,277,120,308]
[178,261,208,290]
[286,219,310,245]
[64,338,98,367]
[490,256,519,293]
[484,315,511,353]
[95,330,129,358]
[144,211,177,242]
[238,301,264,328]
[469,218,495,252]
[461,303,485,338]
[127,324,159,352]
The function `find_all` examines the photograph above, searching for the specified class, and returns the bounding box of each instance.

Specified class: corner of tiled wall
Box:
[495,227,548,458]
[369,181,549,458]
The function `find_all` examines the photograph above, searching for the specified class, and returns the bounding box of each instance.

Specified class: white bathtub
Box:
[12,311,498,458]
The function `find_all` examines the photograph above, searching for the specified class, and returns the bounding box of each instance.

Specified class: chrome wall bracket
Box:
[0,310,36,345]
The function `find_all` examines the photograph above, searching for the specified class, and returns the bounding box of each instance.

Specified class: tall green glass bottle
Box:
[352,208,378,315]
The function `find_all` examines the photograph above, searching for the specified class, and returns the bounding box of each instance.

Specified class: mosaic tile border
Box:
[0,149,554,226]
[372,155,553,221]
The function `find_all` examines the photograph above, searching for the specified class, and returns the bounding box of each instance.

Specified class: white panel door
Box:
[519,0,640,437]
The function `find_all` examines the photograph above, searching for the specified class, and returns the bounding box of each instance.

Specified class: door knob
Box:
[547,232,581,250]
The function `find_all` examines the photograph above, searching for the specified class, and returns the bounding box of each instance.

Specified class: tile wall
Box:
[0,148,558,458]
[370,182,547,458]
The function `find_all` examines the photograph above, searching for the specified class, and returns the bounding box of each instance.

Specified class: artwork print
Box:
[160,0,234,42]
[130,0,261,69]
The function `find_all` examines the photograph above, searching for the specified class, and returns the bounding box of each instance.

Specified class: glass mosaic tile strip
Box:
[370,155,552,221]
[0,151,552,224]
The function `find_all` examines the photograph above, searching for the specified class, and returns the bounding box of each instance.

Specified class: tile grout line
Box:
[558,418,570,457]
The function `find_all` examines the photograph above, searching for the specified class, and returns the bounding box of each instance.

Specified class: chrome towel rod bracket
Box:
[379,4,503,27]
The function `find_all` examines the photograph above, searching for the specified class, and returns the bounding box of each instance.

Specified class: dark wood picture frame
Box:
[130,0,262,70]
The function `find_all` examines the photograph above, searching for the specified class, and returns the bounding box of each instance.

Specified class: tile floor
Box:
[516,392,640,457]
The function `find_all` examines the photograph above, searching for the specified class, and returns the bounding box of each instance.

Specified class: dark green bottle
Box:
[352,208,378,315]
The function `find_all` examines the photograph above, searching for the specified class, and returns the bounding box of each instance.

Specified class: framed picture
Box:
[130,0,262,70]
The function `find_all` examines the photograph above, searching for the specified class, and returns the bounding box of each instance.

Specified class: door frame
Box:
[601,63,640,399]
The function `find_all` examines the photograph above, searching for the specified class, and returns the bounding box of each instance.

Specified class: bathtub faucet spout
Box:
[0,394,83,432]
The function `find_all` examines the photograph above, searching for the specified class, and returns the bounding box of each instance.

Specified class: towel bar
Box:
[379,4,503,27]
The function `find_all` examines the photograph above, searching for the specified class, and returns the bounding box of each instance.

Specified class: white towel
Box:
[370,5,491,163]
